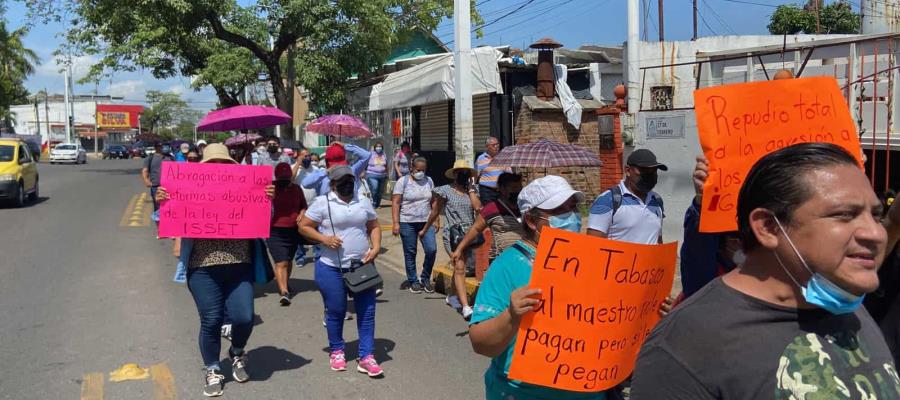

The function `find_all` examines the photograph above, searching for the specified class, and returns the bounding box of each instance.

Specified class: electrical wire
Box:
[703,0,738,35]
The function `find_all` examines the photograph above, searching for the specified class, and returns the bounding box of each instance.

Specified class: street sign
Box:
[646,115,685,139]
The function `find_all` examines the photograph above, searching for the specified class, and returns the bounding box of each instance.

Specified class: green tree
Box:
[26,0,467,116]
[0,21,37,123]
[140,90,202,138]
[768,1,859,35]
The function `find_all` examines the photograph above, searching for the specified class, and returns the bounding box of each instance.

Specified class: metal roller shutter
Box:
[420,101,450,151]
[473,94,492,153]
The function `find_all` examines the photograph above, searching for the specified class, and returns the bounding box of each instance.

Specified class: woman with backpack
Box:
[391,156,437,294]
[421,160,482,320]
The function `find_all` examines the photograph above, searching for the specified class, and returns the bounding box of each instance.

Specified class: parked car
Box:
[0,138,39,207]
[102,144,130,160]
[130,145,146,158]
[50,143,88,164]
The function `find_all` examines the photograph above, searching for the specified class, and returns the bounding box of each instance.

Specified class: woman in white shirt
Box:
[299,166,384,377]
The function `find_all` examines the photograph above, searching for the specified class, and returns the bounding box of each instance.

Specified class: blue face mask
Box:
[547,211,582,233]
[773,216,865,315]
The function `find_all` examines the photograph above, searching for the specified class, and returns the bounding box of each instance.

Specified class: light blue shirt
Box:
[301,144,371,196]
[470,241,606,400]
[587,181,663,245]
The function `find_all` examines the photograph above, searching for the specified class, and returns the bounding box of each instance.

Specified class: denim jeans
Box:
[150,186,159,225]
[314,260,377,358]
[366,176,385,208]
[399,222,437,284]
[294,244,322,267]
[187,263,255,369]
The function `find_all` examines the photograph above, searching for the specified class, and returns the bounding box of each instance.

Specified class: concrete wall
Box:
[10,101,99,141]
[629,35,852,110]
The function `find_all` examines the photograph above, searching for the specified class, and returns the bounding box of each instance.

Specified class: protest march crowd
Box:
[140,110,900,398]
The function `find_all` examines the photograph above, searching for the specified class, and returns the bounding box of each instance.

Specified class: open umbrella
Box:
[197,105,292,132]
[489,138,602,168]
[306,114,373,138]
[224,133,263,147]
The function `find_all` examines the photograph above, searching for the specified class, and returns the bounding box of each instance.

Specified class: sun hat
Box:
[444,159,476,179]
[200,143,236,164]
[517,175,584,214]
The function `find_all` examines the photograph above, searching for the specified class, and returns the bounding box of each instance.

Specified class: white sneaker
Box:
[445,295,462,310]
[220,324,232,341]
[462,306,474,321]
[345,312,353,320]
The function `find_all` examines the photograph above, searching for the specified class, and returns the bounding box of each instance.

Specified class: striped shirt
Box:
[476,152,510,189]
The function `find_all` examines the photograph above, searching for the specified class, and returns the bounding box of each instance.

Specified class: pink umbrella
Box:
[197,105,292,132]
[306,114,373,138]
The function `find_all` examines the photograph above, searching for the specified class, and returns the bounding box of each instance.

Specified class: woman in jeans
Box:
[451,173,524,267]
[156,143,275,397]
[422,160,482,320]
[391,157,437,293]
[299,166,384,377]
[268,162,307,306]
[366,141,387,208]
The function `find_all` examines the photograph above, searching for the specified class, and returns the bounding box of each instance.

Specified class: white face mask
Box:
[412,171,425,180]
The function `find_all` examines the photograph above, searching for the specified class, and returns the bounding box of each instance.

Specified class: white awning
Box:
[368,47,504,111]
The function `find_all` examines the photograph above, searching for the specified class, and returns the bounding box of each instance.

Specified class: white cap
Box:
[517,175,584,214]
[196,139,207,146]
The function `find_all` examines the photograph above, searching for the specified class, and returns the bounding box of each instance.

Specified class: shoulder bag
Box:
[327,196,383,293]
[449,187,485,250]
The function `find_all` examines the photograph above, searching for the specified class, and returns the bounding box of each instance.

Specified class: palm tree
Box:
[0,21,38,114]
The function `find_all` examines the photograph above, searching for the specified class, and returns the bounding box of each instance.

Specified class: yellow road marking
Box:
[150,363,177,400]
[80,372,104,400]
[119,194,139,227]
[120,193,150,228]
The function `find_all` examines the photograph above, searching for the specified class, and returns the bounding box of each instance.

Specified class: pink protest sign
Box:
[158,162,273,239]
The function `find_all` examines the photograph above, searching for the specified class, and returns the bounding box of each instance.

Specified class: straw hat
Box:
[201,143,237,164]
[444,159,475,179]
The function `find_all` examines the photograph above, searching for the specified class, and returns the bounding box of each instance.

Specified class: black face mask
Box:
[336,180,355,197]
[301,158,312,168]
[455,172,471,186]
[275,180,291,189]
[635,172,658,192]
[508,192,520,204]
[267,145,279,154]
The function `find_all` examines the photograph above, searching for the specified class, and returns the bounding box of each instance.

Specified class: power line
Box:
[714,0,779,7]
[444,0,575,45]
[703,0,737,34]
[697,4,720,35]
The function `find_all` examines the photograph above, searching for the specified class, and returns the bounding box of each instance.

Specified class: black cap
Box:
[627,149,668,171]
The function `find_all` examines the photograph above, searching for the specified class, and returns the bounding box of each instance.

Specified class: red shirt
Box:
[272,184,308,228]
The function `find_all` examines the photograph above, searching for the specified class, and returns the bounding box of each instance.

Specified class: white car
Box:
[50,143,87,164]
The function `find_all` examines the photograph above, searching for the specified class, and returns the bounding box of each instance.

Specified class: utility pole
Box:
[63,63,71,144]
[453,0,474,164]
[44,89,50,144]
[692,0,698,40]
[627,0,640,113]
[814,0,821,34]
[658,0,664,41]
[33,99,40,136]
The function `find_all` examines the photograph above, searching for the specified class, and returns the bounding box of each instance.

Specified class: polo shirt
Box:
[587,181,663,245]
[305,192,377,269]
[476,152,510,189]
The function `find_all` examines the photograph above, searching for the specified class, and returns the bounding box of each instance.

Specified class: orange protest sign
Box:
[506,228,677,392]
[693,76,862,232]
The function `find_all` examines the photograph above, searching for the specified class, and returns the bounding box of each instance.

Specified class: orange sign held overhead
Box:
[693,76,863,233]
[507,228,677,392]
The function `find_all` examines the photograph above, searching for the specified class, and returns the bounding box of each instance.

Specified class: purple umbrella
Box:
[489,138,602,168]
[306,114,373,138]
[197,105,292,132]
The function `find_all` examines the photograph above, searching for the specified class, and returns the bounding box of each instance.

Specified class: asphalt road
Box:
[0,159,485,400]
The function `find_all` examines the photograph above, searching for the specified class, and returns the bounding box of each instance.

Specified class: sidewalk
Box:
[372,205,481,301]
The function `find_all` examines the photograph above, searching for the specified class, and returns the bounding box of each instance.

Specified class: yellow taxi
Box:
[0,138,39,207]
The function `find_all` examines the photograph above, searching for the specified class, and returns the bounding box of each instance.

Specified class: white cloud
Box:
[106,79,146,99]
[34,54,99,82]
[166,84,186,95]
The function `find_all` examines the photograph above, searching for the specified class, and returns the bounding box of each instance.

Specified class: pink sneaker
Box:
[329,350,347,371]
[357,355,383,377]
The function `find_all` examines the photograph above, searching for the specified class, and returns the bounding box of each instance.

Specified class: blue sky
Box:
[6,0,794,113]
